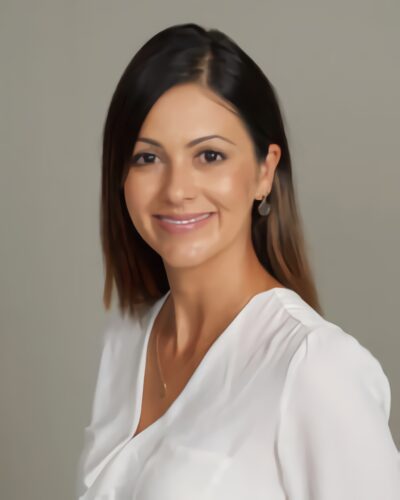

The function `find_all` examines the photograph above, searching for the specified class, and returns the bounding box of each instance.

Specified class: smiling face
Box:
[123,83,280,269]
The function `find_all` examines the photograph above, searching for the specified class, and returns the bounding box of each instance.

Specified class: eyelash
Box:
[130,149,227,166]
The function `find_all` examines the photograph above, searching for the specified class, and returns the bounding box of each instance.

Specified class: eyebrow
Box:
[135,134,236,149]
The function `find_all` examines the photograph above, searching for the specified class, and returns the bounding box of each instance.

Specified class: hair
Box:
[100,22,324,317]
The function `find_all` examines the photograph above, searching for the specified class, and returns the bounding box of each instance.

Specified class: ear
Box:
[255,144,281,200]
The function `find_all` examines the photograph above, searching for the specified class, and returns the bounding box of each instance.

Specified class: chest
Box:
[132,327,210,439]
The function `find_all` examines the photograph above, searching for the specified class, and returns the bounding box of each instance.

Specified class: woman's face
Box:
[124,83,280,269]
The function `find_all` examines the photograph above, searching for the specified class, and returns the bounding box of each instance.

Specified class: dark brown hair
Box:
[100,23,324,317]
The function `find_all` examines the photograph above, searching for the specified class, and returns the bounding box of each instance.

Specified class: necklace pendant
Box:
[159,382,167,399]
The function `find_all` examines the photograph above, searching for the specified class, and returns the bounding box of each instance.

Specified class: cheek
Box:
[123,174,150,230]
[210,166,254,209]
[124,171,155,213]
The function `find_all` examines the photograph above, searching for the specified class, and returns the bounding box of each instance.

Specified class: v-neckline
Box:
[126,286,291,447]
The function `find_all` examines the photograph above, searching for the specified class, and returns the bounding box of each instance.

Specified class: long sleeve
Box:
[75,314,119,499]
[275,326,400,499]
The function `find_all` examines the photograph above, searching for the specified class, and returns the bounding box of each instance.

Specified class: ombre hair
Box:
[100,23,323,317]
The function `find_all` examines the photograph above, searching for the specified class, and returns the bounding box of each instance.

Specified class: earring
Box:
[257,193,271,216]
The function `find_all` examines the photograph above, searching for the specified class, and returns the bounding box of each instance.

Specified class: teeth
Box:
[160,213,212,225]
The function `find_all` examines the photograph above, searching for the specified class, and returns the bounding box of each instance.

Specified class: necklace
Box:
[155,326,167,399]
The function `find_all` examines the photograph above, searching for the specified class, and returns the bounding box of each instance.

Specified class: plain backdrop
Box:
[1,1,399,499]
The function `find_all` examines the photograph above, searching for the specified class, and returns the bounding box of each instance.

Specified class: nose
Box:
[162,160,197,203]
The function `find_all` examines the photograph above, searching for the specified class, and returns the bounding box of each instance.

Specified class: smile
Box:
[154,212,216,233]
[159,213,212,224]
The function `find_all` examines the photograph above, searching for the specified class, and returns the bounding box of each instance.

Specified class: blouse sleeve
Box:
[75,313,119,499]
[275,326,400,500]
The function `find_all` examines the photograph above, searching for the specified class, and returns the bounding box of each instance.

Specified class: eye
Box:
[130,149,226,167]
[197,149,226,164]
[130,152,160,166]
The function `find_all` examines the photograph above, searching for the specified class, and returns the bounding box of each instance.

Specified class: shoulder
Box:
[100,302,151,351]
[280,322,391,423]
[268,287,335,331]
[259,288,391,419]
[273,296,400,497]
[255,287,341,343]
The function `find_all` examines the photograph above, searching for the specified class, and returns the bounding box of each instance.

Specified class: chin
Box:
[157,244,218,270]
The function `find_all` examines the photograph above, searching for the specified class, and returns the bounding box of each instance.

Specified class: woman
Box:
[75,23,400,499]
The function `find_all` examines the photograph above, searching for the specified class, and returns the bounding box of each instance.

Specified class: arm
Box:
[275,326,400,499]
[75,314,118,499]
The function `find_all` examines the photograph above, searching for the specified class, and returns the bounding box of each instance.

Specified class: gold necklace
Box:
[155,326,167,399]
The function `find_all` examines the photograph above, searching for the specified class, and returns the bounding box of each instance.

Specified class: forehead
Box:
[136,83,250,145]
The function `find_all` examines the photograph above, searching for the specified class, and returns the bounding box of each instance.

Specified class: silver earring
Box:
[257,194,271,216]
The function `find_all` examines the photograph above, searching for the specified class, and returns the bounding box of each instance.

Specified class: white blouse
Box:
[75,287,400,499]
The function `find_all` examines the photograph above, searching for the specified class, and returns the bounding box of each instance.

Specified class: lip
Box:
[154,212,214,221]
[153,212,216,234]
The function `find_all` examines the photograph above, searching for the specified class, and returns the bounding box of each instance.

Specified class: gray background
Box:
[1,1,399,499]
